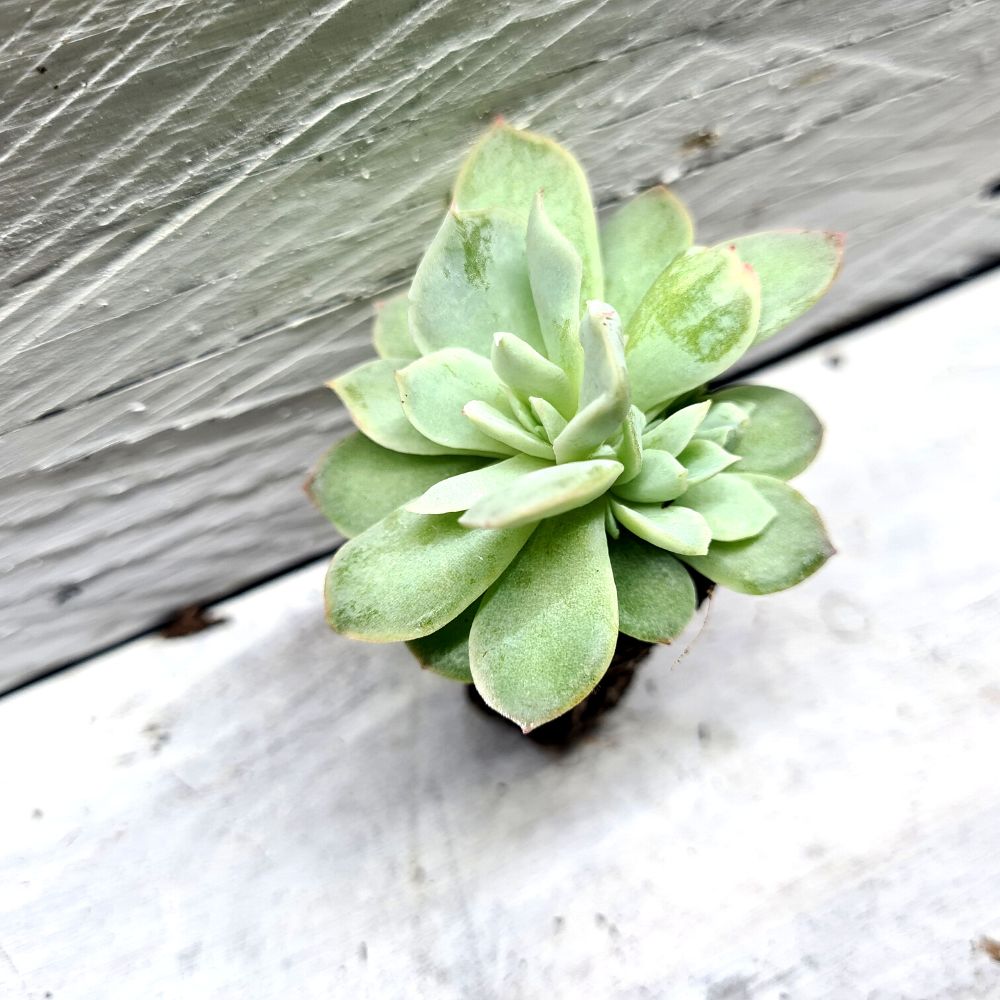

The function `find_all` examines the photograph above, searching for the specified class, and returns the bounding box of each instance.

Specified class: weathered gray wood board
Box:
[2,277,998,999]
[2,0,999,685]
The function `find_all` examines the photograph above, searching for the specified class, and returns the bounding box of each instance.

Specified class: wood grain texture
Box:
[1,281,998,998]
[2,0,999,684]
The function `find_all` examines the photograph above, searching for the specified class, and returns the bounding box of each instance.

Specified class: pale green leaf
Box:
[409,208,543,357]
[462,401,556,459]
[454,123,603,303]
[616,405,645,483]
[610,500,712,556]
[674,472,777,541]
[308,432,485,537]
[491,331,574,416]
[602,186,694,325]
[329,359,458,456]
[725,231,844,345]
[552,302,630,462]
[609,532,697,643]
[625,246,761,411]
[642,401,710,454]
[396,348,517,456]
[406,601,478,683]
[461,459,623,529]
[709,384,823,479]
[372,292,419,361]
[526,193,585,389]
[612,448,688,503]
[677,438,740,485]
[469,504,617,731]
[326,509,534,641]
[680,473,834,594]
[530,396,568,443]
[406,455,549,515]
[504,388,543,434]
[694,400,750,447]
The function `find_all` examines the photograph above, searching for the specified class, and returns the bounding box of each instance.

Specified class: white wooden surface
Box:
[2,0,1000,686]
[2,275,998,999]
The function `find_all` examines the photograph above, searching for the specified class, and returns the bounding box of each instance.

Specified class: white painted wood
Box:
[2,0,999,683]
[2,278,998,998]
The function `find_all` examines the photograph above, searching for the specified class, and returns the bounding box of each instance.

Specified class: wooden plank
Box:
[1,276,998,997]
[2,0,999,683]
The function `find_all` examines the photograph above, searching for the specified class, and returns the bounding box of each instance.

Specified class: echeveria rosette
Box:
[309,123,841,732]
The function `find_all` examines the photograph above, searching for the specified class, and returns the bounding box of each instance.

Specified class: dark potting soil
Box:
[467,571,715,747]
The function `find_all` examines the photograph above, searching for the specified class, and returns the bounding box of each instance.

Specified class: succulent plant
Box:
[308,123,841,732]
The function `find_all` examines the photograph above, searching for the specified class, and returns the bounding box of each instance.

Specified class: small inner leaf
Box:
[530,396,568,443]
[612,448,688,503]
[491,331,574,416]
[642,400,711,455]
[461,459,624,529]
[462,401,556,460]
[406,455,550,515]
[615,405,645,483]
[673,472,777,542]
[677,438,740,486]
[610,500,712,556]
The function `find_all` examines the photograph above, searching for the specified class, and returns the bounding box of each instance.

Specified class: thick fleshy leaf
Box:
[397,348,517,456]
[625,246,761,411]
[643,401,710,455]
[453,122,603,303]
[406,601,477,683]
[709,385,823,479]
[329,359,457,456]
[612,448,687,503]
[616,406,645,483]
[504,387,541,433]
[372,293,419,360]
[469,504,617,731]
[680,473,834,594]
[725,231,844,345]
[602,186,694,326]
[552,302,630,462]
[308,432,485,537]
[677,438,740,485]
[462,401,556,459]
[461,459,623,529]
[409,208,543,357]
[694,400,750,447]
[326,508,534,641]
[530,396,568,443]
[406,455,549,515]
[674,472,777,542]
[609,532,697,643]
[526,194,584,388]
[491,331,574,416]
[610,500,711,556]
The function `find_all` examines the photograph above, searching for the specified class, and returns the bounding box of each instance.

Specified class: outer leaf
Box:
[462,401,556,459]
[326,509,534,641]
[552,302,630,462]
[491,331,574,416]
[329,359,457,456]
[372,293,419,360]
[469,504,617,731]
[454,122,603,303]
[406,601,478,683]
[406,455,549,515]
[308,432,485,537]
[602,186,694,325]
[397,348,517,456]
[609,532,697,643]
[409,208,543,357]
[677,438,740,485]
[643,401,711,455]
[680,473,834,594]
[610,500,711,556]
[460,459,623,529]
[611,448,687,503]
[625,246,761,411]
[674,472,777,542]
[725,231,844,344]
[709,384,823,479]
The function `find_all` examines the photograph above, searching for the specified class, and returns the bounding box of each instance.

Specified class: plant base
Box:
[465,633,655,747]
